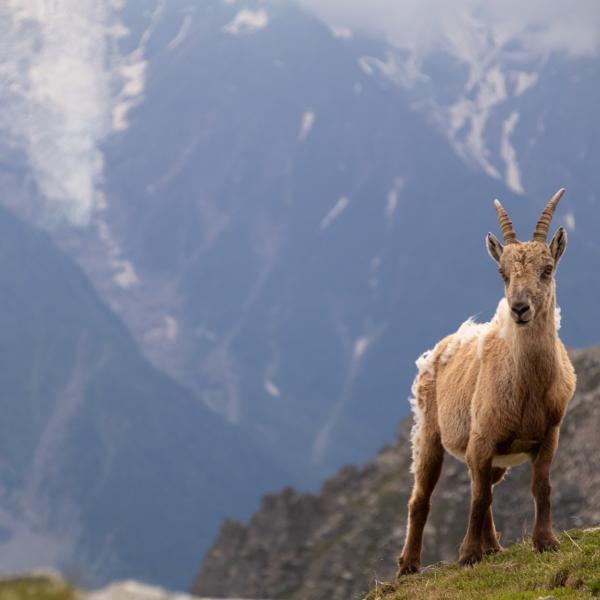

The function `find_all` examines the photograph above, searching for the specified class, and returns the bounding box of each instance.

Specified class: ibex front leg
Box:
[532,427,560,552]
[481,467,506,555]
[459,435,494,566]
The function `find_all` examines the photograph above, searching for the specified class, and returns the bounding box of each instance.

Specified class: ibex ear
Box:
[550,227,567,263]
[486,232,503,265]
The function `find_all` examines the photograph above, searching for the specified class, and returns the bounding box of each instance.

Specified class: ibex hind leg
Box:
[398,379,444,576]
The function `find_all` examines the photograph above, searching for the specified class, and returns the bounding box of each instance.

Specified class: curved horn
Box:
[532,188,565,242]
[494,199,517,244]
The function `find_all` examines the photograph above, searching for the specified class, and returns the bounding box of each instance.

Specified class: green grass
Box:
[0,576,77,600]
[365,528,600,600]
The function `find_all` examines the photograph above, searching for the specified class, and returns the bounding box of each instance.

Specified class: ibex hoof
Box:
[397,555,420,576]
[483,544,503,555]
[459,545,483,567]
[533,535,560,553]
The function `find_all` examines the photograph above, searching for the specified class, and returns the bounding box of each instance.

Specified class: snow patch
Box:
[358,52,424,87]
[500,111,524,194]
[447,65,507,180]
[223,9,268,35]
[147,138,197,194]
[96,218,141,289]
[353,336,370,360]
[513,71,539,96]
[164,316,179,341]
[331,26,353,39]
[264,380,281,398]
[564,211,576,232]
[386,176,405,220]
[319,196,349,230]
[112,44,149,132]
[358,56,375,75]
[113,260,140,289]
[168,15,192,50]
[298,110,315,142]
[145,316,179,343]
[112,2,164,134]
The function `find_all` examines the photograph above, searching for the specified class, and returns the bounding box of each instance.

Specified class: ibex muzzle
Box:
[510,288,531,324]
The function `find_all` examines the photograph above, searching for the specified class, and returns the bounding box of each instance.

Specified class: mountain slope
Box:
[193,345,600,600]
[0,206,284,589]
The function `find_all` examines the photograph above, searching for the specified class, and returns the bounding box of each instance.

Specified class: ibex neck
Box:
[505,296,559,387]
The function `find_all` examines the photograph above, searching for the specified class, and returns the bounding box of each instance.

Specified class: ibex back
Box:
[398,189,576,574]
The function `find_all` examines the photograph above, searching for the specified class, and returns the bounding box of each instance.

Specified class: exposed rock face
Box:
[193,347,600,600]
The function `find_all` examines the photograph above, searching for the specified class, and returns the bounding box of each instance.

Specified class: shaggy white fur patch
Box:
[408,368,426,473]
[442,298,510,363]
[408,298,507,472]
[415,348,435,377]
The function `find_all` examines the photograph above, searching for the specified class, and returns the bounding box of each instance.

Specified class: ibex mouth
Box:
[513,316,532,326]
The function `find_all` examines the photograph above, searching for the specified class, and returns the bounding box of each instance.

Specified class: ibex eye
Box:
[542,265,553,278]
[499,268,509,283]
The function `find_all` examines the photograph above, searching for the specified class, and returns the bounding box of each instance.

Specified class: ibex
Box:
[398,189,576,574]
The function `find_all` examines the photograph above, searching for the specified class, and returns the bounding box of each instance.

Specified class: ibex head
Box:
[486,189,567,326]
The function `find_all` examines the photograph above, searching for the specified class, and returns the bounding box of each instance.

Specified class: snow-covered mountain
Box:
[0,0,598,589]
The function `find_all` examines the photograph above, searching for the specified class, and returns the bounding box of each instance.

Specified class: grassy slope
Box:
[365,528,600,600]
[0,577,76,600]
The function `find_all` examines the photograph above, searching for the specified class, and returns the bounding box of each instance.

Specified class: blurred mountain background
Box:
[0,0,598,592]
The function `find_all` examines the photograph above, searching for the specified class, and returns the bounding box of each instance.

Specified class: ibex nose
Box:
[511,302,529,316]
[510,289,531,323]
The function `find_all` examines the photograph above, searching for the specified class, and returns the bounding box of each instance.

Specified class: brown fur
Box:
[398,193,576,575]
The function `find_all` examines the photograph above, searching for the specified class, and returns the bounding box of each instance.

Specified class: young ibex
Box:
[398,189,576,574]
